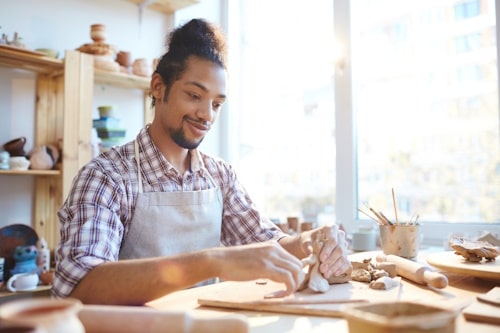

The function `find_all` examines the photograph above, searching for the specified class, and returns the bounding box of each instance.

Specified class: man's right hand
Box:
[214,241,305,296]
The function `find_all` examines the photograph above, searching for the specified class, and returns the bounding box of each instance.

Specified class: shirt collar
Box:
[137,127,204,174]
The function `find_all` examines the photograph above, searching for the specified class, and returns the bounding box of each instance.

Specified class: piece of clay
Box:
[449,236,500,262]
[327,264,352,284]
[371,269,389,280]
[298,233,331,293]
[308,258,330,293]
[351,268,372,282]
[369,276,400,290]
[375,262,397,277]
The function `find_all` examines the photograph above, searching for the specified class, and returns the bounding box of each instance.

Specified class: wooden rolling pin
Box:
[376,253,448,289]
[78,305,248,333]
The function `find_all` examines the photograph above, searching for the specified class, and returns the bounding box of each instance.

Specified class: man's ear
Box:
[150,73,165,100]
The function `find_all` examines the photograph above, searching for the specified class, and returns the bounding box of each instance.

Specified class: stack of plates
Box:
[92,116,126,149]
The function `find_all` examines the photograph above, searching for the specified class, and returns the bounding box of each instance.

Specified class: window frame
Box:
[334,0,500,244]
[222,0,500,246]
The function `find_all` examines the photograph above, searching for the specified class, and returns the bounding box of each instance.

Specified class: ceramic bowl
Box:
[9,156,30,170]
[97,106,115,118]
[35,48,59,59]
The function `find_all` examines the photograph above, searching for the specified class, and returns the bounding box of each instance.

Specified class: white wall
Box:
[0,0,222,228]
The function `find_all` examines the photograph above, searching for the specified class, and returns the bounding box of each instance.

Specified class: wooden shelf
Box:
[125,0,199,14]
[0,169,60,176]
[95,70,150,90]
[0,285,52,305]
[0,45,63,74]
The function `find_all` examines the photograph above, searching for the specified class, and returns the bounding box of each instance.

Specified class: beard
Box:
[170,127,204,150]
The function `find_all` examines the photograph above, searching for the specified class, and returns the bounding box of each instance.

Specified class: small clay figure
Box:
[11,245,38,275]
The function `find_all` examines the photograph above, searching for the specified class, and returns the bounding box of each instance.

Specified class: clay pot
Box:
[132,58,150,77]
[0,297,85,333]
[116,51,132,68]
[3,137,26,157]
[90,24,106,43]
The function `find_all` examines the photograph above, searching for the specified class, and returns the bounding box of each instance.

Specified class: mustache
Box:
[186,117,212,130]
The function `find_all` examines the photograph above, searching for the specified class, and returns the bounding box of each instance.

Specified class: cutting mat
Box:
[198,279,401,317]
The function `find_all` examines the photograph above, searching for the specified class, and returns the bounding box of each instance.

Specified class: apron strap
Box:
[134,140,143,193]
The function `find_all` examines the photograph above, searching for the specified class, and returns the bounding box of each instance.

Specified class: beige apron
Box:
[119,140,223,261]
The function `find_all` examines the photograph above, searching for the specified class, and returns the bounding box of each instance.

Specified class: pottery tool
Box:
[357,208,382,225]
[78,305,248,333]
[391,188,399,225]
[376,253,448,289]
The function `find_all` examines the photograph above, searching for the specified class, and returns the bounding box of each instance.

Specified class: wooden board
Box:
[463,287,500,325]
[198,280,401,317]
[426,251,500,282]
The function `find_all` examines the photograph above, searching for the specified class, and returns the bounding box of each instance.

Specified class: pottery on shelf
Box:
[3,137,27,157]
[90,24,106,43]
[132,58,151,77]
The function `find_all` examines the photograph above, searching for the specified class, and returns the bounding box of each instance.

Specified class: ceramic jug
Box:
[3,137,26,157]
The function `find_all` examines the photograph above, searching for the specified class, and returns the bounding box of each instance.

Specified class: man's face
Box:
[157,56,227,150]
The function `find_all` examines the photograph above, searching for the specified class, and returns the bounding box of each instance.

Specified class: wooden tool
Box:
[463,287,500,325]
[376,253,448,288]
[78,305,249,333]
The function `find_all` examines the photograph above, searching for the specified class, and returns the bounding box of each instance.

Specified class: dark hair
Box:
[152,18,227,106]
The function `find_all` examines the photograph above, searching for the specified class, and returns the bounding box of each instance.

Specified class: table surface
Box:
[147,249,500,333]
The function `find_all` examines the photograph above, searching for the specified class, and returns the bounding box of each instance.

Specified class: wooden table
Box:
[0,285,51,305]
[147,250,500,333]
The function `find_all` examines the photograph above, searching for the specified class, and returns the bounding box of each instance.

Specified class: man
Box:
[53,18,350,305]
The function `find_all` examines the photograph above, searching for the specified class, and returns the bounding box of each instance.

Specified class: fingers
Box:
[312,224,350,278]
[266,243,305,293]
[217,241,306,297]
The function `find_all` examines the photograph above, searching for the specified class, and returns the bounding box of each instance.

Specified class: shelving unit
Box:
[124,0,199,14]
[1,0,196,250]
[0,48,151,248]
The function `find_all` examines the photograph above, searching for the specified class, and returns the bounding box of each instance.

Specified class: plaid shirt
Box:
[53,127,284,298]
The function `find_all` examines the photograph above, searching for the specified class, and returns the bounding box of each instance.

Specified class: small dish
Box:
[93,117,120,129]
[35,48,59,59]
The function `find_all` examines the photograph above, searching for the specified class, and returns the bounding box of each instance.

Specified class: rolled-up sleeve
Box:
[206,159,285,246]
[52,165,127,298]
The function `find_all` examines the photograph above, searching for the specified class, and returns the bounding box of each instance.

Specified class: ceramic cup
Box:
[379,224,420,259]
[287,217,299,232]
[7,273,39,292]
[0,297,84,333]
[0,151,9,169]
[3,137,26,156]
[9,156,30,170]
[90,24,106,43]
[300,222,313,231]
[351,227,377,251]
[116,51,132,67]
[132,58,150,77]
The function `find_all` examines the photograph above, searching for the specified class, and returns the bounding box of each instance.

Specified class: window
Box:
[226,0,337,225]
[352,0,499,229]
[226,0,500,243]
